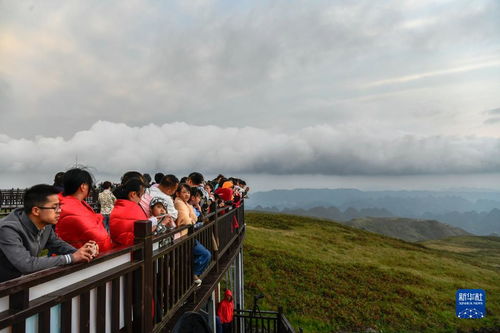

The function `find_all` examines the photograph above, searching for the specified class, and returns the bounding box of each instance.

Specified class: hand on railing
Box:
[72,241,98,263]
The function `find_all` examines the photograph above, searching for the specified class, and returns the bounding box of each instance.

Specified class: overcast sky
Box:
[1,0,500,190]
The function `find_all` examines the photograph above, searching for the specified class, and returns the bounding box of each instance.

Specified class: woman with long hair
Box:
[174,183,211,285]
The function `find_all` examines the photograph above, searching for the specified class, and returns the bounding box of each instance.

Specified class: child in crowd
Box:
[189,187,203,220]
[204,182,216,203]
[150,197,175,247]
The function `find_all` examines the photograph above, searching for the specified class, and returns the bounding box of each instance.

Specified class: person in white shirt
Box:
[147,174,179,221]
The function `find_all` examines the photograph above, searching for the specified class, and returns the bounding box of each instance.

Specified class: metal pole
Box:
[235,248,245,333]
[208,290,217,332]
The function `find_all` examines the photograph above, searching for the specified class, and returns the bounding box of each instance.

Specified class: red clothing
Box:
[56,194,113,252]
[109,199,148,246]
[217,289,234,323]
[215,188,233,202]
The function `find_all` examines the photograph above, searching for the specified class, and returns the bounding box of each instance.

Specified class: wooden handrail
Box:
[0,202,246,332]
[0,243,143,297]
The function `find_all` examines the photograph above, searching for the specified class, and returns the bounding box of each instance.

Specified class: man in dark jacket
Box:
[0,184,96,283]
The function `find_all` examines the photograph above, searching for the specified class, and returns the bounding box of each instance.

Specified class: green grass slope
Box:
[243,212,500,333]
[422,236,500,270]
[345,217,471,242]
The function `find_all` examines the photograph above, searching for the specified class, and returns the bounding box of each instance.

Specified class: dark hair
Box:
[190,187,203,197]
[121,171,144,184]
[63,168,94,196]
[53,172,65,187]
[180,176,188,184]
[176,183,191,192]
[114,179,144,200]
[102,181,112,190]
[188,172,204,185]
[205,182,214,191]
[160,174,179,188]
[24,184,60,214]
[218,177,227,187]
[174,183,191,200]
[143,173,152,185]
[154,172,164,184]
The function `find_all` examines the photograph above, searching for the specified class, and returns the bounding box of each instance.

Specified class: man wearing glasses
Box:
[0,184,97,283]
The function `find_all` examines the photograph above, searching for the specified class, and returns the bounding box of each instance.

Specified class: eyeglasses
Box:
[37,204,62,211]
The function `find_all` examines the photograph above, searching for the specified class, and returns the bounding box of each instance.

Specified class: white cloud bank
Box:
[1,121,500,180]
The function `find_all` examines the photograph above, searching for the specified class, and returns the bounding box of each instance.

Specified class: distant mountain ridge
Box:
[247,188,500,213]
[247,188,500,235]
[256,207,471,242]
[280,205,394,221]
[343,217,471,242]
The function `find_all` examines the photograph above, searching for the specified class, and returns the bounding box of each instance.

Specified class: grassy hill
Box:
[243,212,500,333]
[421,236,500,270]
[344,217,471,242]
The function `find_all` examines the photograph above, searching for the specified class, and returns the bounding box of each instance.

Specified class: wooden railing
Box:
[0,203,246,333]
[148,204,245,332]
[234,307,297,333]
[0,189,25,214]
[0,188,100,214]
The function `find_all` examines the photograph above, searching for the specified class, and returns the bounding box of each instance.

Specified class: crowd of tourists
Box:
[0,168,249,286]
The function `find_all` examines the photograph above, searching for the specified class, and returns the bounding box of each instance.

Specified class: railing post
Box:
[208,290,217,331]
[134,220,153,333]
[214,208,220,272]
[277,306,283,333]
[235,248,245,310]
[10,289,29,333]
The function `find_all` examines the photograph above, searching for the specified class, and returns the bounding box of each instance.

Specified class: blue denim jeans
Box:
[102,214,110,232]
[193,240,211,276]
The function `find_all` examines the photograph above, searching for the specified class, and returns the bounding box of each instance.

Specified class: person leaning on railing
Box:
[0,185,97,283]
[174,183,211,286]
[109,178,149,246]
[56,168,113,252]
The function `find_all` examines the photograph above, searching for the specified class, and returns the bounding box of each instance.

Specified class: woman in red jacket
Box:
[56,168,113,253]
[217,289,234,333]
[109,177,156,317]
[109,178,148,246]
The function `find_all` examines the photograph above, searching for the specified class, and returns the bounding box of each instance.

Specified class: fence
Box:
[234,307,296,333]
[0,188,100,215]
[0,189,25,214]
[0,203,246,332]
